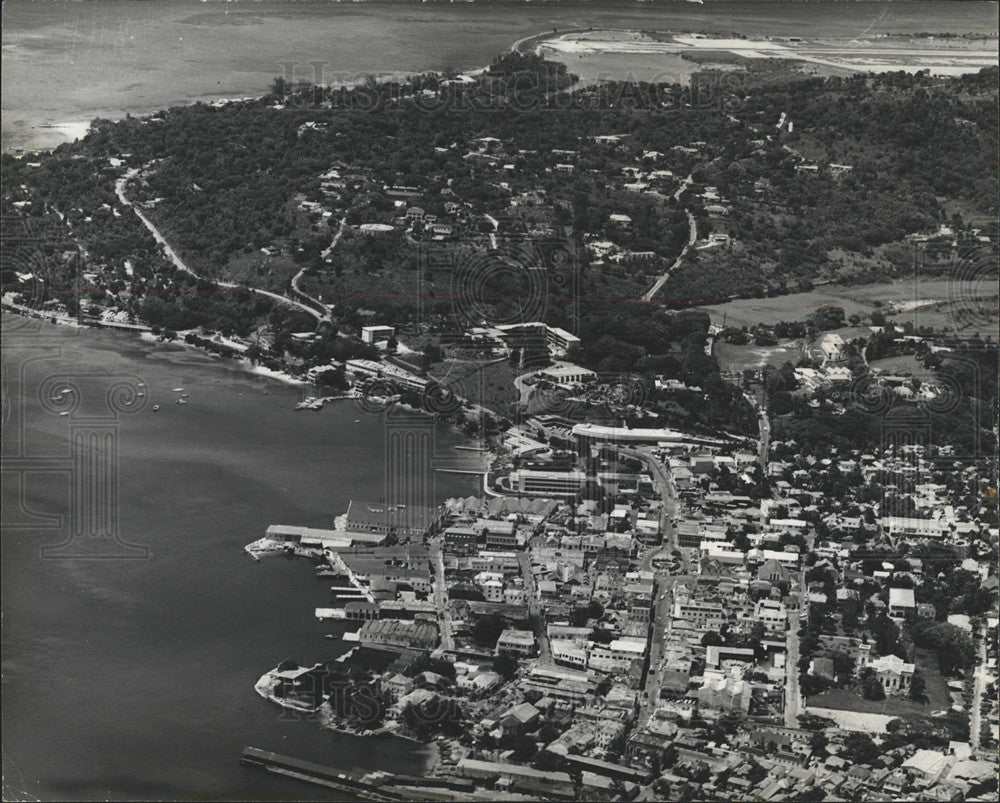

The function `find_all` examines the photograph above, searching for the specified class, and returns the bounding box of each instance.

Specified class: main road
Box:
[517,549,552,664]
[116,168,331,325]
[970,631,987,752]
[784,609,802,727]
[429,538,455,651]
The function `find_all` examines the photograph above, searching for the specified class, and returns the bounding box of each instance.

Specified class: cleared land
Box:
[697,278,999,336]
[538,30,998,83]
[714,340,803,374]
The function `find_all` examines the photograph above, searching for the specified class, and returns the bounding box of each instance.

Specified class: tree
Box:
[473,614,506,648]
[493,652,519,681]
[808,305,846,331]
[809,730,829,757]
[843,732,880,765]
[701,631,723,647]
[831,650,856,685]
[858,667,886,701]
[909,670,927,702]
[538,724,561,745]
[499,731,537,761]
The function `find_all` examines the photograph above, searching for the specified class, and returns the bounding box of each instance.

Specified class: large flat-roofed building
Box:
[588,638,647,673]
[572,423,726,452]
[496,628,537,657]
[456,758,572,786]
[443,525,479,555]
[673,600,726,628]
[345,500,444,540]
[545,326,581,355]
[264,525,356,550]
[509,468,588,498]
[485,529,520,550]
[537,364,597,386]
[334,545,432,593]
[522,665,598,703]
[358,618,438,650]
[360,325,395,344]
[883,516,944,539]
[344,360,430,394]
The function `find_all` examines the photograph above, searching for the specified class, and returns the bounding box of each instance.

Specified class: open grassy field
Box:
[868,354,924,375]
[698,277,998,337]
[714,339,803,374]
[300,267,423,310]
[805,649,951,721]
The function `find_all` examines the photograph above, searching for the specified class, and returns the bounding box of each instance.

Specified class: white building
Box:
[888,587,916,621]
[537,364,596,386]
[361,325,395,344]
[819,333,845,362]
[509,469,588,498]
[496,628,537,657]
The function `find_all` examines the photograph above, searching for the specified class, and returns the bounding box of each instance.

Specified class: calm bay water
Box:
[1,315,478,800]
[3,0,997,152]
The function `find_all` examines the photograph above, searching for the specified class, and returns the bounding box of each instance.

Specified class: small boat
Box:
[59,411,69,417]
[153,405,160,412]
[137,391,145,398]
[324,634,337,640]
[180,393,189,399]
[176,398,187,405]
[172,387,184,393]
[138,382,146,387]
[354,419,360,423]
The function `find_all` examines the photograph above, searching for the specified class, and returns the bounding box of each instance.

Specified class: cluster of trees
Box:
[909,618,976,677]
[472,613,507,649]
[400,696,464,740]
[769,339,997,458]
[562,307,755,434]
[663,68,997,302]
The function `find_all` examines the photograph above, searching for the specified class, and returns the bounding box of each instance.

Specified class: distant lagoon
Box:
[3,0,997,152]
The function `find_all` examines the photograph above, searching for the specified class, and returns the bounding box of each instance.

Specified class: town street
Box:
[784,610,802,727]
[518,549,553,664]
[429,538,455,651]
[970,631,987,752]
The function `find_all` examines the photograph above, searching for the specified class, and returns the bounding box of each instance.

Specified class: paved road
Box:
[642,174,696,303]
[288,216,346,323]
[622,447,677,541]
[784,610,802,727]
[117,168,330,325]
[517,549,552,664]
[970,632,987,752]
[429,538,455,651]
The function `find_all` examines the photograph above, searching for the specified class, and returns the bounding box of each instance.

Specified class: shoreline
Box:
[11,21,994,158]
[1,302,316,390]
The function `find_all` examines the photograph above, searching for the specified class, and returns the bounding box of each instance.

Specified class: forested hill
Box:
[3,55,997,315]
